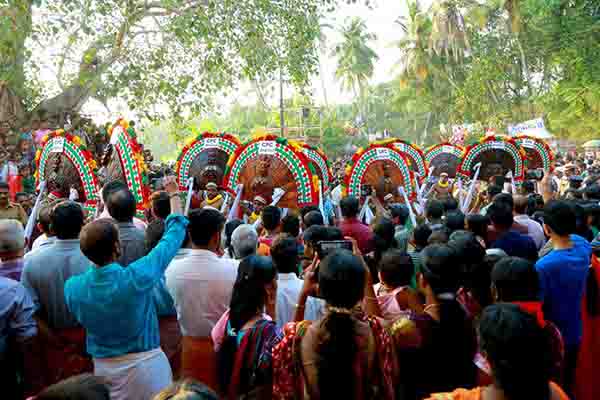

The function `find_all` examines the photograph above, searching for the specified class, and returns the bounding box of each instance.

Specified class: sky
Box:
[80,0,433,121]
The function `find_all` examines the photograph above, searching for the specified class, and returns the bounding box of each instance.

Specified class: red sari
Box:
[575,255,600,400]
[272,316,396,400]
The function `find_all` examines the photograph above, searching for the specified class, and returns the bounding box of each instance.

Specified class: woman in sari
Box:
[272,248,398,400]
[427,304,569,400]
[211,255,282,399]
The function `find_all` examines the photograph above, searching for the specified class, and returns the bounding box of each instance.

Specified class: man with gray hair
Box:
[230,224,258,261]
[0,219,25,280]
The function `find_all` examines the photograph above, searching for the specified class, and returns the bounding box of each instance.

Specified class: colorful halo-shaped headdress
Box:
[293,141,333,193]
[425,143,465,178]
[107,118,151,214]
[223,134,318,208]
[175,132,241,190]
[343,142,415,199]
[35,130,100,215]
[513,135,554,172]
[457,135,525,181]
[376,138,428,182]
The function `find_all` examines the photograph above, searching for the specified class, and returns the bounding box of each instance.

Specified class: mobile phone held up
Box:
[316,240,353,259]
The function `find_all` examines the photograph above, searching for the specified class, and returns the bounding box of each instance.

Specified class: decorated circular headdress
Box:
[457,135,525,182]
[425,143,464,178]
[223,134,318,208]
[293,141,333,193]
[377,138,428,181]
[106,119,151,215]
[175,132,241,190]
[35,129,100,215]
[513,135,554,172]
[343,142,415,200]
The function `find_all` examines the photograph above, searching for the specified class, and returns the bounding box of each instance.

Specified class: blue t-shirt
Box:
[491,231,538,262]
[535,234,591,346]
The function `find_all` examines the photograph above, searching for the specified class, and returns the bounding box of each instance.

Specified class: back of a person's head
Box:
[412,224,432,249]
[390,204,409,226]
[427,228,449,245]
[261,205,281,231]
[444,210,465,234]
[493,193,514,209]
[224,219,243,254]
[219,255,275,392]
[316,249,366,399]
[153,379,219,400]
[373,218,396,253]
[230,224,258,259]
[80,219,119,266]
[145,219,165,254]
[466,213,489,239]
[513,195,529,215]
[35,373,110,400]
[487,184,502,199]
[449,231,490,307]
[101,180,128,203]
[379,249,414,288]
[421,244,477,386]
[51,201,85,240]
[303,210,324,228]
[281,214,300,238]
[426,199,444,220]
[300,205,320,220]
[302,224,330,247]
[106,188,136,223]
[188,208,225,247]
[38,204,53,234]
[488,201,513,230]
[479,304,552,399]
[443,197,459,213]
[151,191,171,219]
[0,219,25,254]
[340,196,359,218]
[543,200,575,237]
[271,235,299,274]
[491,257,539,302]
[325,226,344,241]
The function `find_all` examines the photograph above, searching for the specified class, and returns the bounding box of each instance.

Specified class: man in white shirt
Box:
[513,195,545,250]
[271,235,323,327]
[165,208,236,387]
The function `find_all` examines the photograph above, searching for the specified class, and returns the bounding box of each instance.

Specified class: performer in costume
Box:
[249,156,275,205]
[247,195,268,224]
[199,182,224,209]
[431,172,454,201]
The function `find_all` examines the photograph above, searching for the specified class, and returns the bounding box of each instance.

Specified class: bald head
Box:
[513,195,528,215]
[80,219,119,266]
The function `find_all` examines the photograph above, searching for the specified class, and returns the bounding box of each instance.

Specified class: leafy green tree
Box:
[0,0,335,125]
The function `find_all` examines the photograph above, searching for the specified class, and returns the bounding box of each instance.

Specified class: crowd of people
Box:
[2,139,600,400]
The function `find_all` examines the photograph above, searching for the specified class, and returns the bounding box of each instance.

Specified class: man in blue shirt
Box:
[489,201,538,262]
[64,176,186,400]
[536,200,591,395]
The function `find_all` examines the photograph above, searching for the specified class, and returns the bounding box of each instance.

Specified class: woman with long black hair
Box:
[427,304,569,400]
[211,255,281,399]
[272,248,398,400]
[389,243,477,399]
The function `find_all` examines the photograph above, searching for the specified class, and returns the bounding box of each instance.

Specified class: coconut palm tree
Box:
[333,17,379,128]
[394,0,433,85]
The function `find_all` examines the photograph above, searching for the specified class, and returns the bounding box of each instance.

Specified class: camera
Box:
[316,240,353,259]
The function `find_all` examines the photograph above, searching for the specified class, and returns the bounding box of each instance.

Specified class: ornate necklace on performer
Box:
[437,181,449,188]
[205,193,222,205]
